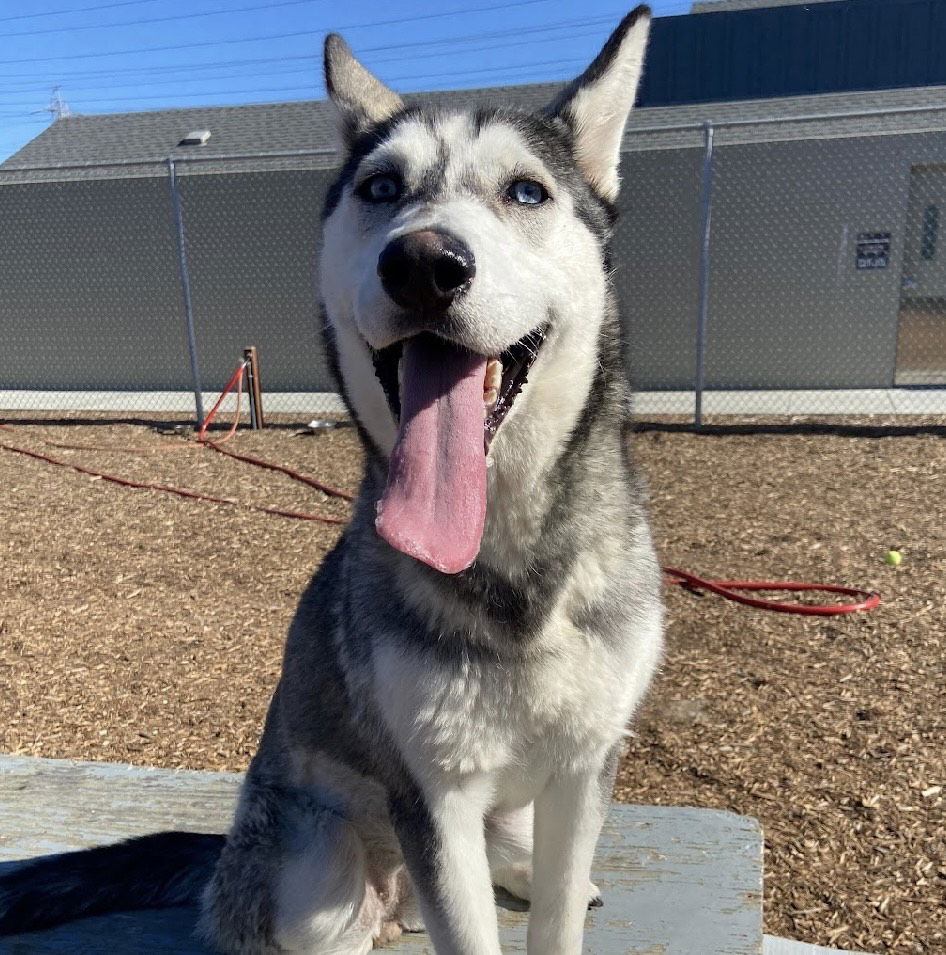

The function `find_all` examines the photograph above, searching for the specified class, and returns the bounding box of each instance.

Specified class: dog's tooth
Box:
[483,387,498,408]
[484,358,502,394]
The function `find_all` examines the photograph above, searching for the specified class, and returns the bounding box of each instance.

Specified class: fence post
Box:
[243,346,265,429]
[167,158,205,429]
[694,121,716,429]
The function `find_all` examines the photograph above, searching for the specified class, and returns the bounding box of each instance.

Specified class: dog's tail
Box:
[0,831,225,935]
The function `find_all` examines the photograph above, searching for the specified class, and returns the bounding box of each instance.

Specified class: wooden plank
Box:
[0,756,763,953]
[763,935,877,955]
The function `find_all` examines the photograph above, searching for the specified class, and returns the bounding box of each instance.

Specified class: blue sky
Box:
[0,0,691,162]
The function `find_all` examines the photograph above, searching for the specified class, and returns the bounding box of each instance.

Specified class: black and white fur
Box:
[0,8,662,953]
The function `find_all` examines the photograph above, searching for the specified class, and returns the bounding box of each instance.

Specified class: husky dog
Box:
[0,7,662,954]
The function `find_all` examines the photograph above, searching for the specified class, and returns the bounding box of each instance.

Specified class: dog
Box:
[0,7,662,953]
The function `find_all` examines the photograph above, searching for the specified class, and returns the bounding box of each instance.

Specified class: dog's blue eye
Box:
[358,174,402,203]
[507,180,548,205]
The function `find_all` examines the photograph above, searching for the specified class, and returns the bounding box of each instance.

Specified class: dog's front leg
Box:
[390,776,502,955]
[526,767,610,955]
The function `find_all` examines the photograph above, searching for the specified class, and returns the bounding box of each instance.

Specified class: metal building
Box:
[644,0,946,105]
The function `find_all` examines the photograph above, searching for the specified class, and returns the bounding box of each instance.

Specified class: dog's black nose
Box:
[377,230,475,313]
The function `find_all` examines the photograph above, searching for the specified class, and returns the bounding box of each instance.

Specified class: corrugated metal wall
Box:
[0,177,184,390]
[616,126,946,391]
[175,168,333,392]
[0,167,337,395]
[2,121,946,401]
[640,0,946,107]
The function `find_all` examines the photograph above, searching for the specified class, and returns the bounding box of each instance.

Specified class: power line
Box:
[0,0,559,65]
[0,0,162,25]
[0,0,691,30]
[385,56,585,86]
[0,17,620,94]
[2,86,319,109]
[0,1,698,129]
[0,9,625,83]
[0,54,317,82]
[1,65,315,96]
[0,9,630,79]
[1,55,589,112]
[0,0,323,40]
[0,29,320,66]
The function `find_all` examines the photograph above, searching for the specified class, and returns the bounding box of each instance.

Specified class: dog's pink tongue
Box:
[376,335,487,574]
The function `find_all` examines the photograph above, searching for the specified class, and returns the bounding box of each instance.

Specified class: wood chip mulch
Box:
[0,412,943,954]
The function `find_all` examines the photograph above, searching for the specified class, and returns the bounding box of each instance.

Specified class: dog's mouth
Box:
[370,327,546,576]
[371,326,547,451]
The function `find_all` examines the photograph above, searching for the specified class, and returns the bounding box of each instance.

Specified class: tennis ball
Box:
[884,550,902,567]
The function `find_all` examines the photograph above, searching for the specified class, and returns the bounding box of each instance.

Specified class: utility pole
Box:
[48,87,71,120]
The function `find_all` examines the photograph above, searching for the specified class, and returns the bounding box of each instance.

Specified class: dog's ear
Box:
[324,34,404,149]
[548,5,651,202]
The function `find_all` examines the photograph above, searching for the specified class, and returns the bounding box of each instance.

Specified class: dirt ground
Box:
[0,412,943,953]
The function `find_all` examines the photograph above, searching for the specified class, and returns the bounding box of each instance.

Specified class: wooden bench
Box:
[0,756,866,954]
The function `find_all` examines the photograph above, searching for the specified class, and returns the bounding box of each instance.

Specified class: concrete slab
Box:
[0,391,346,415]
[0,756,764,954]
[888,389,946,414]
[2,388,945,419]
[634,388,946,416]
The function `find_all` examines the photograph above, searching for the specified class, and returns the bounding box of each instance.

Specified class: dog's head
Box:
[320,8,650,574]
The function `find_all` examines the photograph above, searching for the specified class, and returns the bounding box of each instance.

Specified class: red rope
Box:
[0,440,347,525]
[663,566,880,615]
[1,409,881,615]
[201,441,354,502]
[193,359,353,500]
[0,431,879,613]
[0,364,349,522]
[197,360,248,444]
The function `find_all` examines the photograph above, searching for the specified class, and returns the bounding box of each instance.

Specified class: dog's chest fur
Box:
[374,616,647,791]
[357,506,662,800]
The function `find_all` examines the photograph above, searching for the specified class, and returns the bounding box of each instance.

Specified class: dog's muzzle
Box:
[377,230,475,313]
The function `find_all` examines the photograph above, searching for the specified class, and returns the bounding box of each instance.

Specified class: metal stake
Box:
[695,122,716,429]
[167,158,204,429]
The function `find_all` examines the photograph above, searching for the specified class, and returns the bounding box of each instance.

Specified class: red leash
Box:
[1,377,882,616]
[195,358,354,502]
[663,566,881,615]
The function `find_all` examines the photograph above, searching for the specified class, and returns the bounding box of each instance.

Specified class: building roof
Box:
[5,81,946,175]
[622,83,946,150]
[0,84,560,172]
[2,101,333,169]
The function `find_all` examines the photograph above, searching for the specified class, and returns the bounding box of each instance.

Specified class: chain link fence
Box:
[2,99,945,425]
[619,98,946,421]
[0,151,343,423]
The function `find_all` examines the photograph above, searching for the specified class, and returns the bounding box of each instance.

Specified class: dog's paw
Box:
[372,920,403,948]
[398,912,426,934]
[392,895,425,934]
[492,864,533,902]
[492,866,601,908]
